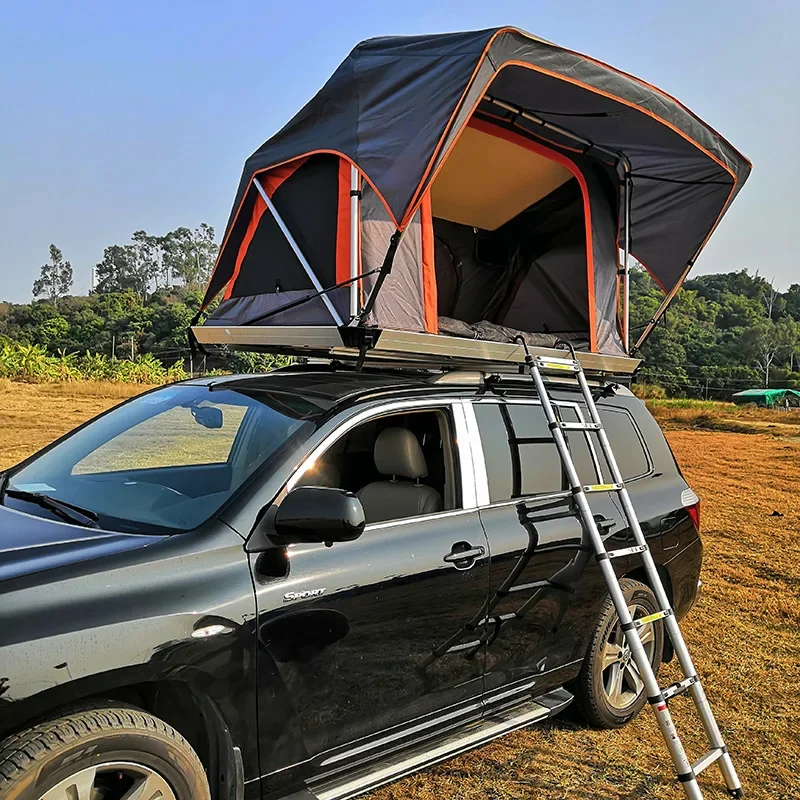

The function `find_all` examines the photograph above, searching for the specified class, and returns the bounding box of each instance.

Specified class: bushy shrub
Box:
[0,341,186,384]
[631,382,667,400]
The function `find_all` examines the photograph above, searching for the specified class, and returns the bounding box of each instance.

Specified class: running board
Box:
[307,687,573,800]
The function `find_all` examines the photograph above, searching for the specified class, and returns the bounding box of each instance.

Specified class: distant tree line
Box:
[632,267,800,396]
[1,226,278,374]
[2,235,799,395]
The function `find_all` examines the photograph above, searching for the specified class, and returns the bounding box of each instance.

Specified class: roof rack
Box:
[192,325,640,380]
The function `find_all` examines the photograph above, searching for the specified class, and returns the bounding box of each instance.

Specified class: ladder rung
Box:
[692,747,725,776]
[583,482,623,493]
[606,544,647,560]
[634,608,673,629]
[533,356,581,373]
[557,421,601,431]
[661,675,699,701]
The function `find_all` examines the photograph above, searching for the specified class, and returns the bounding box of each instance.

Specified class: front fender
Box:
[0,522,260,782]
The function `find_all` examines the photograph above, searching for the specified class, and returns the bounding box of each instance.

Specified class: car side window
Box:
[473,402,597,502]
[595,408,650,481]
[294,408,460,525]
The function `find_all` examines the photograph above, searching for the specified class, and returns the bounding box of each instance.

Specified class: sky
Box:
[0,0,797,303]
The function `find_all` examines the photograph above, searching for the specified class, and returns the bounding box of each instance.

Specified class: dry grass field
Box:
[0,382,798,798]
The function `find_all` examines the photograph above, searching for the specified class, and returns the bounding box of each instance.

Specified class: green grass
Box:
[645,399,731,410]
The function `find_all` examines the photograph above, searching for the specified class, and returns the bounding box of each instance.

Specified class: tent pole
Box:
[349,165,361,319]
[622,159,632,354]
[487,97,622,164]
[253,177,344,327]
[632,277,683,354]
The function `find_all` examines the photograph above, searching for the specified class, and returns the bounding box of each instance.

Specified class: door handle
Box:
[594,515,617,534]
[443,542,486,570]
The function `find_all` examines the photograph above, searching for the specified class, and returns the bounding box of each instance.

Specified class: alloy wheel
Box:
[600,602,656,710]
[39,761,177,800]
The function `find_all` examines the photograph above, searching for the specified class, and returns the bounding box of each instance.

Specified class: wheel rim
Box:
[600,602,657,711]
[39,761,177,800]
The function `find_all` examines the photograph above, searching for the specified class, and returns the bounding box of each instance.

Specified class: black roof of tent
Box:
[203,27,750,350]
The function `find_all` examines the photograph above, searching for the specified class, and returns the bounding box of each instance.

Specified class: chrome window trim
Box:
[365,507,476,532]
[286,396,478,516]
[459,400,489,508]
[466,396,604,509]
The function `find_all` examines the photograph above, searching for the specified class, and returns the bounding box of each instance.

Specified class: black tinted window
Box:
[474,402,598,502]
[560,407,601,486]
[597,408,650,481]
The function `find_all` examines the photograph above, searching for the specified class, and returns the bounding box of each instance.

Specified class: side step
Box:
[307,688,573,800]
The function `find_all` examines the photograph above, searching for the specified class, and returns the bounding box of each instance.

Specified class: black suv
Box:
[0,366,702,800]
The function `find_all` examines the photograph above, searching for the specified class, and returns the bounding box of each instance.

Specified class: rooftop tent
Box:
[199,27,750,357]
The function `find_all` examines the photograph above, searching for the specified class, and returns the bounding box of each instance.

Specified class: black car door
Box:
[249,399,491,779]
[467,396,623,700]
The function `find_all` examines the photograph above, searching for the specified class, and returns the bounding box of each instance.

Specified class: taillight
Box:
[686,501,701,531]
[682,488,701,532]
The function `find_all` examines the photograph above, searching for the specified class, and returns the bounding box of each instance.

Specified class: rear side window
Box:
[596,408,650,481]
[473,402,597,502]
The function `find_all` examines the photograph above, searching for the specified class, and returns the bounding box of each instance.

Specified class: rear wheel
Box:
[0,705,210,800]
[573,578,664,728]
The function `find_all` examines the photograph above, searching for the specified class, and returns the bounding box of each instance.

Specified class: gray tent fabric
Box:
[360,184,427,332]
[203,26,750,315]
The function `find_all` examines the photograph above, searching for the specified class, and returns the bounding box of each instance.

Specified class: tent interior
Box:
[426,116,612,352]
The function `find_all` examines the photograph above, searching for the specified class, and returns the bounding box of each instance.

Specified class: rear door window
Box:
[473,402,598,502]
[596,408,650,481]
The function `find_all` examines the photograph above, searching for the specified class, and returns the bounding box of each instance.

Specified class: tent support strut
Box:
[621,158,632,354]
[356,229,404,325]
[253,177,345,327]
[486,97,623,165]
[349,165,361,319]
[632,277,683,354]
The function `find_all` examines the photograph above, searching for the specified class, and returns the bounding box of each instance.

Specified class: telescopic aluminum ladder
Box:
[517,342,743,800]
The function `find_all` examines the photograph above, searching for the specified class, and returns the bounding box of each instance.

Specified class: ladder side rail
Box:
[574,370,742,796]
[527,363,701,795]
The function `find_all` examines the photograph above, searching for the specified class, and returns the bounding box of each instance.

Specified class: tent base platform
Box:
[192,325,641,378]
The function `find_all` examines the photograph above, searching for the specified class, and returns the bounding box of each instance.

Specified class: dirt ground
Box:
[0,382,798,799]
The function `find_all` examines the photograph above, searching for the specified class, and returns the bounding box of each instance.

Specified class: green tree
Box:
[95,244,142,296]
[739,318,798,387]
[162,224,218,288]
[129,230,165,295]
[784,284,800,322]
[32,245,73,307]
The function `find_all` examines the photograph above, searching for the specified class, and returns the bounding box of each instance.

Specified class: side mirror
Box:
[191,405,223,429]
[272,487,366,545]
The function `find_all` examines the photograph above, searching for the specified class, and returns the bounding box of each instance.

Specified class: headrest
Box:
[374,427,428,480]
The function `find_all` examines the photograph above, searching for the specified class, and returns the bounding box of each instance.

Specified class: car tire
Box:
[573,578,665,729]
[0,704,210,800]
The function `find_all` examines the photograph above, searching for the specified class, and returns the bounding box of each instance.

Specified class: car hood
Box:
[0,503,158,583]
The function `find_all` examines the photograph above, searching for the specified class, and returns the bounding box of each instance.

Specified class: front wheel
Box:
[0,705,210,800]
[573,578,665,728]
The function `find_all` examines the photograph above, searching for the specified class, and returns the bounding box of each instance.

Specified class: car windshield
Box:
[3,383,324,534]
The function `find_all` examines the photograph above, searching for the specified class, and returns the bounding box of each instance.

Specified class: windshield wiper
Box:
[4,489,100,528]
